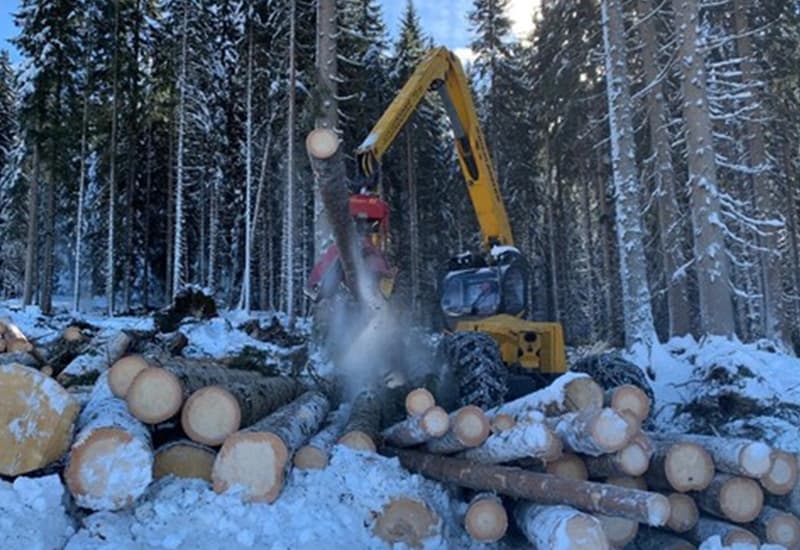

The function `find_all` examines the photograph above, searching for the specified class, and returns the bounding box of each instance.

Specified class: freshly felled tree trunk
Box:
[294,405,351,470]
[515,503,610,550]
[457,415,562,464]
[212,391,329,502]
[604,384,650,422]
[585,434,653,478]
[153,440,216,481]
[648,432,772,478]
[487,373,603,420]
[464,493,507,543]
[686,517,759,547]
[666,493,699,533]
[372,498,440,549]
[693,473,764,523]
[425,406,490,454]
[382,406,449,447]
[0,364,80,476]
[108,355,150,397]
[631,529,696,550]
[405,388,435,416]
[645,440,714,492]
[548,407,634,456]
[391,449,670,525]
[65,372,152,511]
[750,505,800,548]
[339,390,381,452]
[57,330,131,384]
[761,450,799,495]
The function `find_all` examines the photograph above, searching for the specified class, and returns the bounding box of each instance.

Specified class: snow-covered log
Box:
[181,377,305,445]
[382,406,449,447]
[372,497,440,548]
[57,329,131,384]
[65,372,152,510]
[0,364,80,476]
[457,413,562,464]
[666,493,699,533]
[293,405,351,470]
[405,388,435,416]
[0,319,33,352]
[648,432,772,479]
[750,505,800,548]
[604,384,650,422]
[0,351,39,367]
[596,476,647,547]
[108,354,150,397]
[338,390,381,452]
[685,517,759,547]
[766,476,800,516]
[693,473,763,523]
[514,503,609,550]
[547,407,635,456]
[424,406,490,454]
[486,373,603,420]
[645,440,714,492]
[464,493,507,543]
[153,440,216,481]
[760,450,799,496]
[212,391,329,502]
[585,434,653,478]
[390,449,671,525]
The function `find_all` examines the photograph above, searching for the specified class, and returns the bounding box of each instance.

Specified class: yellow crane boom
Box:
[355,47,514,250]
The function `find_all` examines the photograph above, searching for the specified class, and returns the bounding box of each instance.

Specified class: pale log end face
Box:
[547,454,588,481]
[212,432,287,503]
[611,384,650,421]
[108,355,150,398]
[293,445,328,470]
[405,388,435,417]
[598,515,638,548]
[723,529,759,547]
[373,498,439,549]
[126,367,183,424]
[618,441,650,477]
[761,451,799,495]
[666,493,698,532]
[153,443,216,481]
[664,443,714,492]
[645,493,672,527]
[455,406,490,446]
[306,128,340,160]
[338,431,377,453]
[490,413,516,434]
[719,476,763,523]
[766,512,800,548]
[593,408,631,452]
[566,377,604,411]
[421,407,450,438]
[181,385,242,446]
[740,442,772,478]
[465,497,508,542]
[561,514,610,550]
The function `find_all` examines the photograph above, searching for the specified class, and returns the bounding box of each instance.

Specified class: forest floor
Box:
[0,298,798,549]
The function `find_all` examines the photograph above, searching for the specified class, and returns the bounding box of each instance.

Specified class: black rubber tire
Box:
[570,352,655,409]
[439,331,508,409]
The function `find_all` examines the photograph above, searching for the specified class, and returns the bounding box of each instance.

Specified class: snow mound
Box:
[67,447,483,550]
[698,535,783,550]
[0,475,75,550]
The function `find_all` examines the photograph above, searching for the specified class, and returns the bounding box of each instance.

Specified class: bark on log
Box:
[585,434,653,478]
[0,364,80,476]
[514,503,610,550]
[766,476,800,516]
[749,505,800,548]
[630,529,696,550]
[0,351,40,367]
[390,449,671,525]
[648,432,772,479]
[424,406,490,454]
[65,371,153,510]
[457,413,562,464]
[761,450,799,496]
[604,384,650,422]
[645,441,714,493]
[597,476,646,548]
[339,390,381,452]
[57,329,131,384]
[546,453,588,481]
[153,440,216,481]
[294,405,352,470]
[666,493,699,533]
[548,407,635,456]
[685,517,759,547]
[405,388,435,417]
[212,391,329,502]
[464,493,507,543]
[607,475,648,491]
[0,319,32,352]
[181,377,305,446]
[486,373,603,420]
[372,497,440,549]
[108,354,151,397]
[42,329,90,374]
[692,473,763,523]
[382,406,449,447]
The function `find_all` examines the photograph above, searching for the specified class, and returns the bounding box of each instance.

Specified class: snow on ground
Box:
[0,475,75,550]
[698,537,783,550]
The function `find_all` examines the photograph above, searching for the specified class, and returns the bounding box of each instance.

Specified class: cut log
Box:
[1,320,32,352]
[648,432,772,479]
[490,414,515,434]
[63,326,87,342]
[692,473,763,523]
[65,371,152,510]
[547,407,635,456]
[515,503,609,550]
[0,350,40,367]
[464,493,507,543]
[153,440,216,481]
[685,517,759,547]
[645,440,714,493]
[212,391,329,502]
[766,476,800,516]
[108,354,150,398]
[585,434,653,479]
[761,450,799,496]
[596,475,646,547]
[372,497,440,549]
[57,329,132,384]
[0,363,80,476]
[750,505,800,548]
[382,406,449,447]
[294,405,352,470]
[604,383,650,422]
[546,453,589,481]
[181,377,305,446]
[425,406,490,454]
[487,373,603,420]
[666,493,699,533]
[457,413,562,464]
[405,388,435,417]
[630,529,696,550]
[390,449,671,525]
[338,390,381,452]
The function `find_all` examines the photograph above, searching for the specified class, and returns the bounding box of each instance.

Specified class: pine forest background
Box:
[1,0,799,353]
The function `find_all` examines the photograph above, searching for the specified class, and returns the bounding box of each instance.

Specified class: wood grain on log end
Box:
[306,128,340,160]
[618,438,652,476]
[373,498,439,549]
[405,388,435,417]
[761,450,799,496]
[212,431,288,503]
[546,453,589,481]
[338,430,377,452]
[718,476,764,523]
[454,406,490,446]
[181,385,242,446]
[667,493,699,532]
[763,509,800,548]
[490,413,515,434]
[665,442,714,492]
[293,445,329,470]
[126,367,183,424]
[739,441,773,478]
[108,355,150,398]
[153,441,216,481]
[420,406,450,438]
[597,514,638,548]
[564,376,604,411]
[607,384,650,422]
[724,529,759,546]
[465,494,507,543]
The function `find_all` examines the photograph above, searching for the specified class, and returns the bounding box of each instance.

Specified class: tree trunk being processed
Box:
[666,493,699,533]
[515,503,610,550]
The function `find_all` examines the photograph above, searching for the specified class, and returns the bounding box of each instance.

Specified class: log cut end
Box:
[63,326,86,342]
[761,450,799,495]
[546,453,588,481]
[338,430,377,453]
[597,515,638,548]
[212,431,288,503]
[453,406,490,447]
[739,441,772,478]
[293,445,329,470]
[464,495,508,543]
[126,367,183,424]
[306,128,340,160]
[646,493,672,527]
[561,512,610,550]
[490,413,515,434]
[591,408,633,453]
[617,439,652,477]
[667,493,699,533]
[420,407,450,438]
[66,427,153,510]
[608,384,650,422]
[405,388,435,417]
[763,509,800,548]
[108,355,150,398]
[665,442,714,492]
[373,498,440,549]
[181,385,242,446]
[723,529,759,546]
[718,476,764,523]
[564,376,604,411]
[153,441,216,481]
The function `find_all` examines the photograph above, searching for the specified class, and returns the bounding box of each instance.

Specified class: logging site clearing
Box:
[1,297,799,550]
